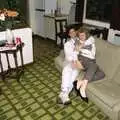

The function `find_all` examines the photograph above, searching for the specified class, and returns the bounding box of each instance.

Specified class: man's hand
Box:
[71,61,77,69]
[76,60,84,69]
[74,43,84,52]
[72,60,84,69]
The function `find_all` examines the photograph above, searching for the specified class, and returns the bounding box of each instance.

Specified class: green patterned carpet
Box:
[0,36,110,120]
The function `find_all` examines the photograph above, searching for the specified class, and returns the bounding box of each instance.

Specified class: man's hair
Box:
[66,25,76,38]
[77,27,90,40]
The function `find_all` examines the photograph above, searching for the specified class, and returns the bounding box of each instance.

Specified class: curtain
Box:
[75,0,84,24]
[68,3,76,25]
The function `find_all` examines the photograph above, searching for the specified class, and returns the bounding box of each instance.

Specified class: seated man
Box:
[57,26,83,105]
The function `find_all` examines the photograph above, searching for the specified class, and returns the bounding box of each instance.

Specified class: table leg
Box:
[0,53,5,80]
[13,52,19,81]
[6,53,11,69]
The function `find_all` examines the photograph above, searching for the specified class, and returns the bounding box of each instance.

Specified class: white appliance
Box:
[34,0,56,37]
[34,0,45,37]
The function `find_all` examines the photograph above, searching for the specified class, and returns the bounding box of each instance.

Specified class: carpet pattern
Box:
[0,36,110,120]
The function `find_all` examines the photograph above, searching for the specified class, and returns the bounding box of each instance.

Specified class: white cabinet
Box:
[29,0,72,37]
[44,16,55,40]
[0,28,33,72]
[28,0,57,37]
[108,29,120,45]
[44,14,68,41]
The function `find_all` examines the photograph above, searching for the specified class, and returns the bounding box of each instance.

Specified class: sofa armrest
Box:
[113,102,120,120]
[59,49,65,58]
[54,50,65,73]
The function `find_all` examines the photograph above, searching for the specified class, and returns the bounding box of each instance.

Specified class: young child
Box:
[74,27,105,103]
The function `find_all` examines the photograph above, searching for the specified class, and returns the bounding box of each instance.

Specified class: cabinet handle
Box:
[35,9,45,12]
[115,34,120,37]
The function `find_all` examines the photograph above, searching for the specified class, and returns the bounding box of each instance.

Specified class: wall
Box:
[61,0,71,14]
[28,0,36,32]
[45,0,56,14]
[28,0,74,33]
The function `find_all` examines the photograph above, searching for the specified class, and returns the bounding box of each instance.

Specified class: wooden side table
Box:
[0,43,24,82]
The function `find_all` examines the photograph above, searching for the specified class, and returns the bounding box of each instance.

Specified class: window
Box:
[83,0,112,28]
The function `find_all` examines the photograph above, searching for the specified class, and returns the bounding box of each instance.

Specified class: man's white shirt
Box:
[64,38,78,65]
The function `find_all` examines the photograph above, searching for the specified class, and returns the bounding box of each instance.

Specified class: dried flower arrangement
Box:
[0,8,19,29]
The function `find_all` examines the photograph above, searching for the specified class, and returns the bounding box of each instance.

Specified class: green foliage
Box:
[0,0,28,31]
[6,0,20,10]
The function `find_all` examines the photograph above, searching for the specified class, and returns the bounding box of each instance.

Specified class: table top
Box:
[0,43,24,53]
[44,14,68,19]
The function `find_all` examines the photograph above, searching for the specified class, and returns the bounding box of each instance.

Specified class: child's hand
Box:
[71,60,84,69]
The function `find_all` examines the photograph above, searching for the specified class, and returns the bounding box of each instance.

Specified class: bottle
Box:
[6,29,14,45]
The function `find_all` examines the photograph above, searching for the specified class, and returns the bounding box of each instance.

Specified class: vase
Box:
[5,28,14,44]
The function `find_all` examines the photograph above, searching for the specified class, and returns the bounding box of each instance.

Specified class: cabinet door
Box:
[44,17,55,40]
[34,0,45,37]
[44,17,50,38]
[49,18,55,40]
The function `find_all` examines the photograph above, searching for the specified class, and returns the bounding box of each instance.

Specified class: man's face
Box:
[78,32,86,42]
[69,29,76,38]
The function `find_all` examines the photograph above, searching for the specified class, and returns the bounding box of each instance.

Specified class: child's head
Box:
[77,27,90,42]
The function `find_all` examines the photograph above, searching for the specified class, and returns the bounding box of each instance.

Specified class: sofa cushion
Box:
[54,56,64,72]
[95,38,120,79]
[87,80,120,108]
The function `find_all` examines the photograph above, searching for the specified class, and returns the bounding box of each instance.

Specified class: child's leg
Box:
[83,62,98,82]
[77,80,83,89]
[80,62,98,97]
[92,67,105,81]
[76,71,85,89]
[80,79,88,97]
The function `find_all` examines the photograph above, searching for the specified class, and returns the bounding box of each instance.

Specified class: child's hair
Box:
[77,27,90,40]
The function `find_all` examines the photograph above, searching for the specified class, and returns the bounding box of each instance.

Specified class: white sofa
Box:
[54,38,120,120]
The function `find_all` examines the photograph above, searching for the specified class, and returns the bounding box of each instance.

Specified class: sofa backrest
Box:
[112,64,120,84]
[95,38,120,80]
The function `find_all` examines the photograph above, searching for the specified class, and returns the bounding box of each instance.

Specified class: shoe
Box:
[56,96,63,104]
[79,93,88,103]
[79,88,88,103]
[73,81,80,96]
[73,81,88,103]
[57,94,72,105]
[64,100,72,105]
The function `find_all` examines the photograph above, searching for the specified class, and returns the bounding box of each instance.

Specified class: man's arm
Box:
[64,42,78,62]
